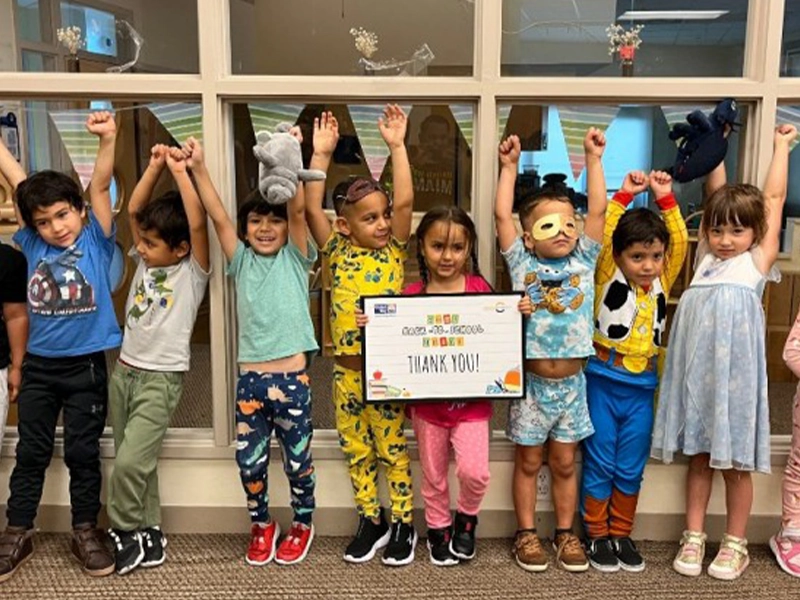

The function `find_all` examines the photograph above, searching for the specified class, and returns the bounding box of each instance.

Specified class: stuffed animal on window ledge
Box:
[667,98,740,183]
[252,122,326,204]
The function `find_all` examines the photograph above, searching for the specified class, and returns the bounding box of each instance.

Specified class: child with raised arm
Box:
[0,112,119,582]
[496,130,607,573]
[306,107,416,566]
[652,124,798,580]
[187,134,318,567]
[106,145,210,575]
[772,304,800,578]
[580,170,688,573]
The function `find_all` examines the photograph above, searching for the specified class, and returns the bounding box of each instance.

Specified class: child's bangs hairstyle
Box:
[612,208,671,256]
[236,189,288,241]
[135,191,190,250]
[701,183,766,243]
[15,170,84,228]
[518,181,573,231]
[415,205,487,288]
[332,177,390,216]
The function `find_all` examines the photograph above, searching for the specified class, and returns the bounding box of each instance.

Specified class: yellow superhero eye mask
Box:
[531,213,578,241]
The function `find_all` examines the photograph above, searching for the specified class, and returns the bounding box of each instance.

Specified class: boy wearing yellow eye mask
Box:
[496,130,608,573]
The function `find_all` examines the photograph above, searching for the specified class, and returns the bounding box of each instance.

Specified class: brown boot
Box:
[70,523,114,577]
[0,526,34,583]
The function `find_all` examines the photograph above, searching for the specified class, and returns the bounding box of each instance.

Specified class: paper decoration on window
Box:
[776,106,800,151]
[147,103,203,144]
[48,108,115,190]
[555,105,619,180]
[497,105,511,142]
[451,104,474,150]
[349,104,413,180]
[660,104,716,145]
[247,103,305,138]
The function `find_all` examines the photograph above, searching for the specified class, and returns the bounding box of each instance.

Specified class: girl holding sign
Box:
[402,207,529,566]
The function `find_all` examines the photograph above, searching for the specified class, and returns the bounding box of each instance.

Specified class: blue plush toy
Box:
[668,98,740,183]
[252,122,326,204]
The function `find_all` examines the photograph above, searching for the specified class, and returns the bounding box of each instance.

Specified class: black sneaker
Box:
[141,527,167,568]
[108,529,144,575]
[382,521,417,566]
[612,537,645,572]
[586,537,620,573]
[450,512,477,560]
[343,513,390,563]
[427,528,459,567]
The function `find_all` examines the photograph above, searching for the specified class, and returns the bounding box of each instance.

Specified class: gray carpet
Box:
[2,534,798,599]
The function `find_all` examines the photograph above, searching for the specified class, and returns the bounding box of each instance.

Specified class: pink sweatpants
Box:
[783,388,800,531]
[412,414,490,529]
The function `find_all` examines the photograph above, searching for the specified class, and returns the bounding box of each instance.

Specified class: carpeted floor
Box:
[2,534,797,599]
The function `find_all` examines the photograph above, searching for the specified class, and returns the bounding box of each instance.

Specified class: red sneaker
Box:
[246,521,280,566]
[275,523,315,565]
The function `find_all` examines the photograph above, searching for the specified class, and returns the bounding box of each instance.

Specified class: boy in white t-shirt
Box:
[106,145,210,575]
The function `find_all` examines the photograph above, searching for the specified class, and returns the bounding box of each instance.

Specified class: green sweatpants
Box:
[107,361,183,531]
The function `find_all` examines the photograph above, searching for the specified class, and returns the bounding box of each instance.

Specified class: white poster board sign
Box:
[361,293,524,402]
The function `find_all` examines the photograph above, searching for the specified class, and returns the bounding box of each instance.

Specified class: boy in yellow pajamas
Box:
[581,170,688,573]
[306,107,416,566]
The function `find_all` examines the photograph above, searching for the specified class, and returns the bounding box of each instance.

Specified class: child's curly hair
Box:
[701,183,767,244]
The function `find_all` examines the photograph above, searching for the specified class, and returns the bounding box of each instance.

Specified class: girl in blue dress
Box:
[652,124,797,581]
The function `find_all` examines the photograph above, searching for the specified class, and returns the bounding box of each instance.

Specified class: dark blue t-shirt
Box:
[13,213,121,357]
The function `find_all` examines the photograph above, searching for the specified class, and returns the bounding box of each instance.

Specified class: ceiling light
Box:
[617,10,729,21]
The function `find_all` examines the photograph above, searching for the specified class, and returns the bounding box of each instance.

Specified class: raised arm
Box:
[128,144,168,246]
[306,111,337,247]
[650,170,688,290]
[758,124,797,272]
[0,135,27,227]
[379,104,413,242]
[183,137,238,261]
[596,171,648,286]
[704,159,727,203]
[583,127,607,243]
[167,147,210,271]
[286,126,309,256]
[85,111,117,237]
[495,135,520,252]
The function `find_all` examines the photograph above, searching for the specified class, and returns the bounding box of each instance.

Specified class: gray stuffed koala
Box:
[252,122,326,204]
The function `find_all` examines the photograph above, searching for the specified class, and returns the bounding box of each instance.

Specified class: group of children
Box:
[0,105,798,585]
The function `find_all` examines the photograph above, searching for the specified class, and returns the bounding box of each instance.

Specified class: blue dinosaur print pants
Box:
[235,369,315,525]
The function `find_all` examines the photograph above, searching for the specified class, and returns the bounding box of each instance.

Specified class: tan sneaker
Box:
[708,534,749,581]
[70,524,114,577]
[0,526,34,583]
[553,532,589,572]
[673,530,706,577]
[513,530,549,572]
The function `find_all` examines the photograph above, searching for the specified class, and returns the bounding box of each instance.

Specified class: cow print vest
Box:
[596,268,667,348]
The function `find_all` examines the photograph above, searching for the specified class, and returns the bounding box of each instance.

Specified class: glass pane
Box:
[16,0,44,43]
[20,49,55,72]
[782,0,800,76]
[501,0,748,77]
[0,98,211,429]
[229,0,473,76]
[233,102,473,211]
[3,0,198,72]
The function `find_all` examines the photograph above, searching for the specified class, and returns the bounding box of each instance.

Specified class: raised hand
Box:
[378,104,408,150]
[166,146,188,173]
[182,137,205,171]
[620,170,649,195]
[499,135,521,168]
[85,111,117,139]
[775,123,798,147]
[313,111,339,156]
[149,144,169,170]
[584,127,606,158]
[648,170,673,199]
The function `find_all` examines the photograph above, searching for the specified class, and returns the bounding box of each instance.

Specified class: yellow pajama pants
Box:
[333,364,413,523]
